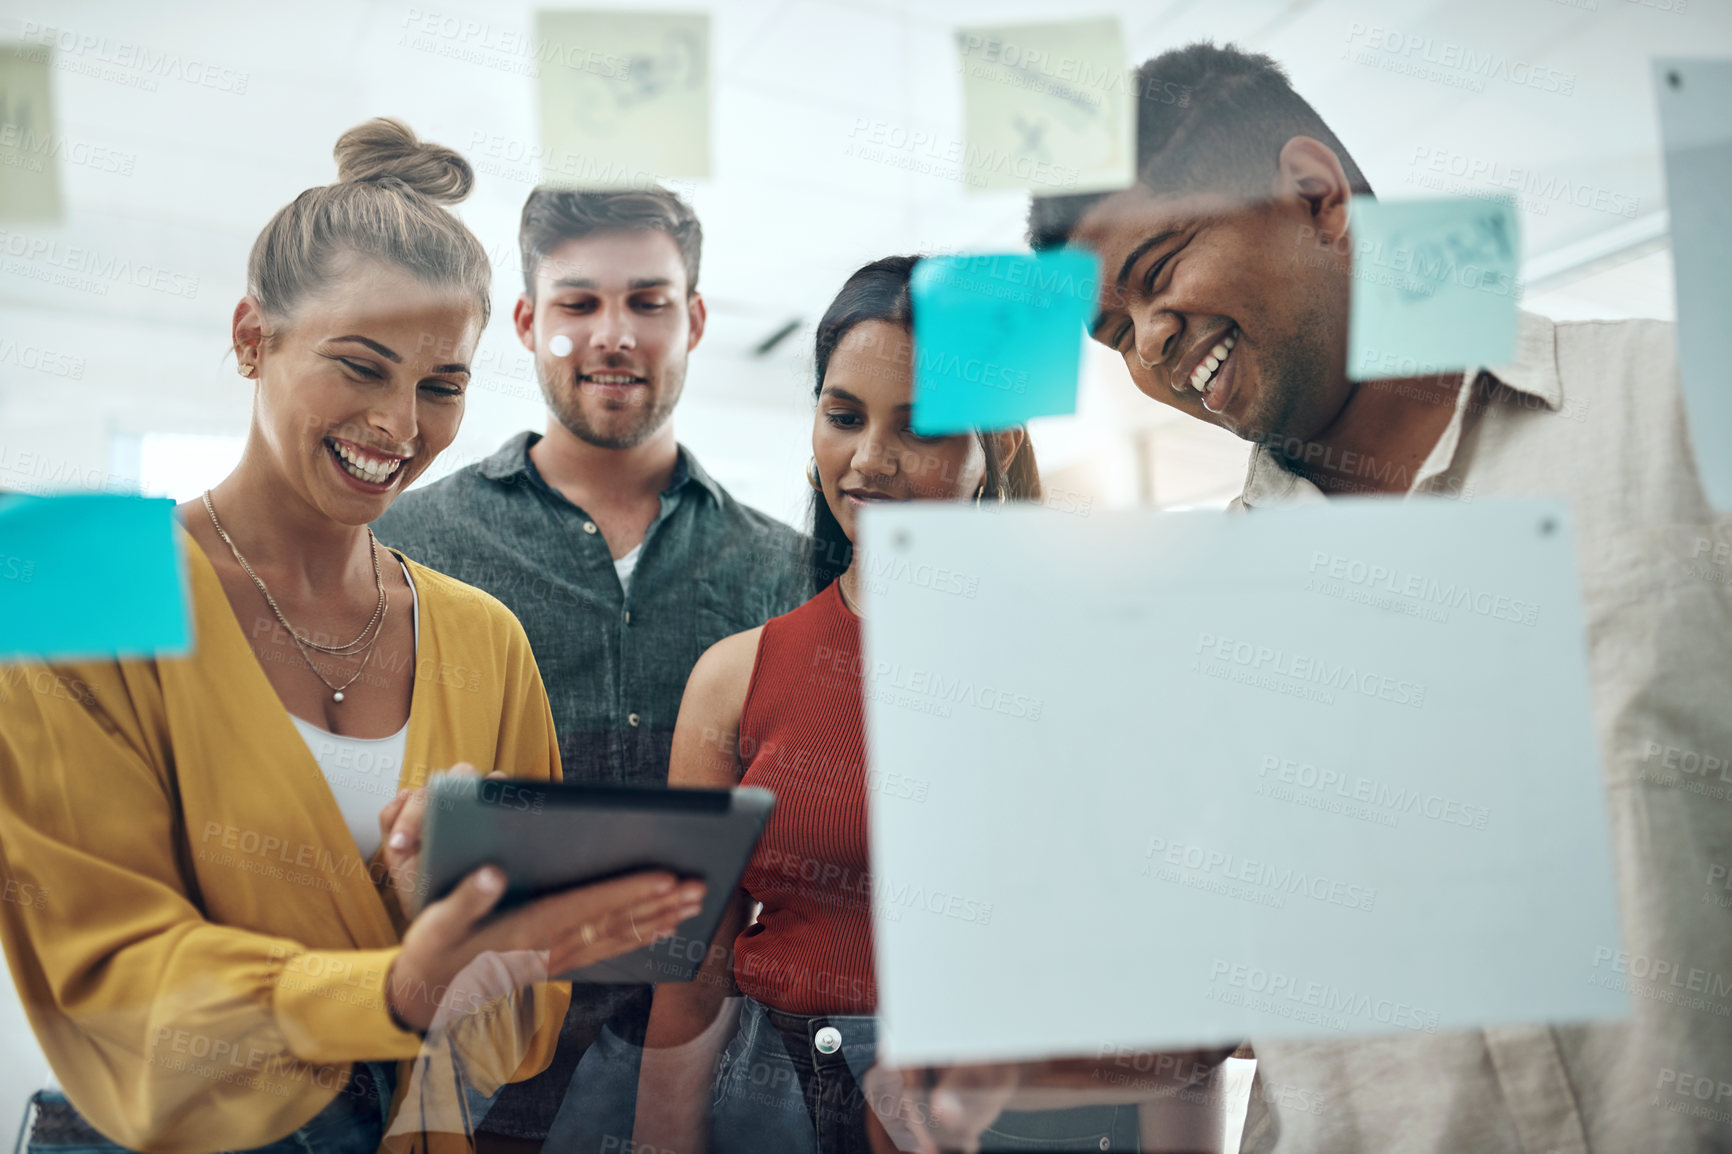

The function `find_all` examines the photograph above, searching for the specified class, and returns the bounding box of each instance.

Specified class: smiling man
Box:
[1032,41,1732,1154]
[373,187,807,1150]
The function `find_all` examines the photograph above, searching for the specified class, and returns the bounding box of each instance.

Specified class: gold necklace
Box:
[203,492,386,655]
[203,490,388,704]
[836,578,863,618]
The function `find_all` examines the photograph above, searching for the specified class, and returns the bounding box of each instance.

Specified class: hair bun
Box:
[332,117,473,205]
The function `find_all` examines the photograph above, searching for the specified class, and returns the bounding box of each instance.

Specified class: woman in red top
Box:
[632,257,1231,1154]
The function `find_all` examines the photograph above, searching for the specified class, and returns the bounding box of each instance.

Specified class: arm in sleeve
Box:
[0,662,424,1154]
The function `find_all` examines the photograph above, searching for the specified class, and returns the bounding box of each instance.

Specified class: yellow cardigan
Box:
[0,533,571,1153]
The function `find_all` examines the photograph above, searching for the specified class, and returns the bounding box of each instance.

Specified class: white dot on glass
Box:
[549,334,574,357]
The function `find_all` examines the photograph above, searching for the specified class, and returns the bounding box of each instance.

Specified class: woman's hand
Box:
[862,1045,1237,1152]
[386,864,705,1033]
[375,762,706,1033]
[377,761,486,915]
[863,1063,1021,1153]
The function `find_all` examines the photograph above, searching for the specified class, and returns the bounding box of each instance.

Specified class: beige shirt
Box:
[1237,312,1732,1154]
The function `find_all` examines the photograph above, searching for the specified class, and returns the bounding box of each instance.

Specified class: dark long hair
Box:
[808,255,1042,593]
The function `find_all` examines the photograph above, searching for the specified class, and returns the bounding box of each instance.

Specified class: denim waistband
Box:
[761,1005,877,1034]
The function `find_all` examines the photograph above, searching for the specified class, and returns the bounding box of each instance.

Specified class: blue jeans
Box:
[23,1062,397,1154]
[553,997,1141,1154]
[711,998,877,1154]
[542,1017,643,1153]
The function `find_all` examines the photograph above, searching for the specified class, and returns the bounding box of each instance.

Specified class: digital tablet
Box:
[417,776,775,983]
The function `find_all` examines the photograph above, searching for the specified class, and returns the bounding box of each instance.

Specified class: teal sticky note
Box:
[1346,196,1520,382]
[911,250,1100,435]
[0,495,191,660]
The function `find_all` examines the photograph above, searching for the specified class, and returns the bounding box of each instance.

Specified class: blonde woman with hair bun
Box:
[0,118,704,1154]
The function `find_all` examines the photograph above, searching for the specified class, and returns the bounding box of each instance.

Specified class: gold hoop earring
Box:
[806,458,822,492]
[975,474,1009,507]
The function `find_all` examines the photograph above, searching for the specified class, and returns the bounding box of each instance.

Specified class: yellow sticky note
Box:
[534,10,710,187]
[0,43,63,222]
[955,17,1133,196]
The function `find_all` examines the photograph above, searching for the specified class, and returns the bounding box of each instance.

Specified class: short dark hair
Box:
[519,186,703,297]
[1028,42,1374,249]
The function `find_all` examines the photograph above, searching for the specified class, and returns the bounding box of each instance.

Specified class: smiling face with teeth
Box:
[1069,139,1361,447]
[234,255,479,524]
[515,230,705,452]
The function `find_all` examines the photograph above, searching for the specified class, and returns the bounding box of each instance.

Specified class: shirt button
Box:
[583,521,597,534]
[627,712,640,727]
[814,1026,841,1054]
[624,610,632,625]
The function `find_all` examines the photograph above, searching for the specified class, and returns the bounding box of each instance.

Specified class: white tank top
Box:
[288,561,417,861]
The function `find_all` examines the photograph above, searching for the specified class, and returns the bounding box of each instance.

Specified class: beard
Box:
[1231,296,1338,451]
[539,359,685,450]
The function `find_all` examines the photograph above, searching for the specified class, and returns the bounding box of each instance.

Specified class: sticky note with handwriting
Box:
[535,10,710,186]
[955,17,1132,196]
[0,495,189,661]
[0,43,63,221]
[1346,196,1519,381]
[1655,59,1732,511]
[911,250,1099,435]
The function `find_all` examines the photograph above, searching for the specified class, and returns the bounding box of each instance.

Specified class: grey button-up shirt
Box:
[374,431,810,787]
[1237,312,1732,1154]
[371,430,810,1137]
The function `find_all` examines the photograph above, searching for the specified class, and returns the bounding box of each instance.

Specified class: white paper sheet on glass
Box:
[954,17,1133,196]
[1655,58,1732,512]
[859,500,1624,1066]
[534,10,710,186]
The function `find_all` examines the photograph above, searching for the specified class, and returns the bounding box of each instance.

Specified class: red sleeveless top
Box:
[732,581,877,1014]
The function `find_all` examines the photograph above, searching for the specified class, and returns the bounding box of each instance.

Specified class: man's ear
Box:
[513,293,535,353]
[686,291,707,353]
[1273,135,1353,246]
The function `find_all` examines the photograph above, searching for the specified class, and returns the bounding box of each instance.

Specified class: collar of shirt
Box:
[474,429,724,506]
[1237,310,1563,510]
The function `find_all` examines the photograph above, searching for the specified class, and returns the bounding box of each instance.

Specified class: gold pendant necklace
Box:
[203,490,389,703]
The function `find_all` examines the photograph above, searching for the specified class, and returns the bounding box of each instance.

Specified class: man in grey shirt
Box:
[1033,42,1732,1154]
[374,187,808,1148]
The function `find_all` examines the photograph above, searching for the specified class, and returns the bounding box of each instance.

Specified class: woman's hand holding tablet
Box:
[377,765,706,1033]
[377,762,485,914]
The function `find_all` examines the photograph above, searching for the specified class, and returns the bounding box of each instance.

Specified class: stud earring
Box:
[239,362,256,378]
[806,458,822,491]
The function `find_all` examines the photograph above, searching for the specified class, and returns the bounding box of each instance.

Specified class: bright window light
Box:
[118,433,246,503]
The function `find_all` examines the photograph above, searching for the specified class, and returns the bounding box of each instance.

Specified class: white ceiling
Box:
[0,0,1717,520]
